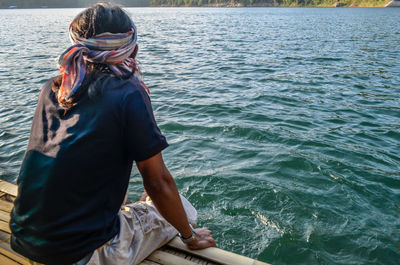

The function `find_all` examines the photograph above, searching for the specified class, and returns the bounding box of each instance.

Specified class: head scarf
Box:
[57,22,149,105]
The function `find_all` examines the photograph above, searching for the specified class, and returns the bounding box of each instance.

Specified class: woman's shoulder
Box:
[101,75,149,100]
[36,76,60,102]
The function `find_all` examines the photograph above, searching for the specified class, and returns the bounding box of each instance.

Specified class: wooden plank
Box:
[0,232,31,265]
[163,248,216,265]
[187,255,208,264]
[0,253,21,265]
[167,237,270,265]
[162,248,186,258]
[0,200,13,213]
[0,230,11,248]
[147,250,198,265]
[0,220,11,234]
[5,195,16,203]
[0,181,18,197]
[140,260,162,265]
[0,210,10,223]
[0,248,30,265]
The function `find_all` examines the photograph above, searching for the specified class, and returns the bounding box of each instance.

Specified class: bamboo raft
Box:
[0,180,269,265]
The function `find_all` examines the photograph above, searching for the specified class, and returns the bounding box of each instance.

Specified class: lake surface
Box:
[1,7,400,265]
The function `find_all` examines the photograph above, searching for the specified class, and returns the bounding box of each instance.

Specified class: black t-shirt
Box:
[10,76,168,264]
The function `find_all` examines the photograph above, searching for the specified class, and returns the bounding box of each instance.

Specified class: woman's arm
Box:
[136,152,216,250]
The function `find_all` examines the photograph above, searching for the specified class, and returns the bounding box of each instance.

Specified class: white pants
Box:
[87,195,197,265]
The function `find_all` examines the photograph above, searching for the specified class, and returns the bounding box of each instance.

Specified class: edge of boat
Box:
[0,180,270,265]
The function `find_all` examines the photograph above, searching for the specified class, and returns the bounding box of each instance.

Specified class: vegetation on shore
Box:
[0,0,149,9]
[149,0,391,7]
[0,0,392,8]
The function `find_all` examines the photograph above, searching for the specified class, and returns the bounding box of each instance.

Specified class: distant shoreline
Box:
[1,0,399,9]
[0,6,395,9]
[149,5,388,7]
[150,0,396,8]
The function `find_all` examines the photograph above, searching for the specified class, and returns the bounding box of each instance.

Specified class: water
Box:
[1,7,400,265]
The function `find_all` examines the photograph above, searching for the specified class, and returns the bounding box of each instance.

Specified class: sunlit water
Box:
[1,7,400,265]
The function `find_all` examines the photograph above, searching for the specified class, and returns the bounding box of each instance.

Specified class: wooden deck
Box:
[0,180,269,265]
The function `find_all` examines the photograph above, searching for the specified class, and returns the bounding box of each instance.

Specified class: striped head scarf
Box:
[57,22,149,105]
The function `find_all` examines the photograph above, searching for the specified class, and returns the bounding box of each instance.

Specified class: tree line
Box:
[149,0,390,6]
[0,0,150,8]
[0,0,390,8]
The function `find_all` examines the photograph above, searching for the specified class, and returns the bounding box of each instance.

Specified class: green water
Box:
[0,7,399,265]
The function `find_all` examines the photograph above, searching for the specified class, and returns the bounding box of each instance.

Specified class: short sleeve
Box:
[121,83,168,161]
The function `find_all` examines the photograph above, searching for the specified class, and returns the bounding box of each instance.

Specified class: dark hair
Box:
[70,2,132,39]
[53,2,134,108]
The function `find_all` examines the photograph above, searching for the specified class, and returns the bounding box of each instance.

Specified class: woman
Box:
[10,3,215,265]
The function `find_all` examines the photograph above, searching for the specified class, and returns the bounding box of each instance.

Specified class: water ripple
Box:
[1,7,400,265]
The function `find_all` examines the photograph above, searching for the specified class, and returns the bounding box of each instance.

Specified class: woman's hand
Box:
[186,227,217,250]
[137,153,216,250]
